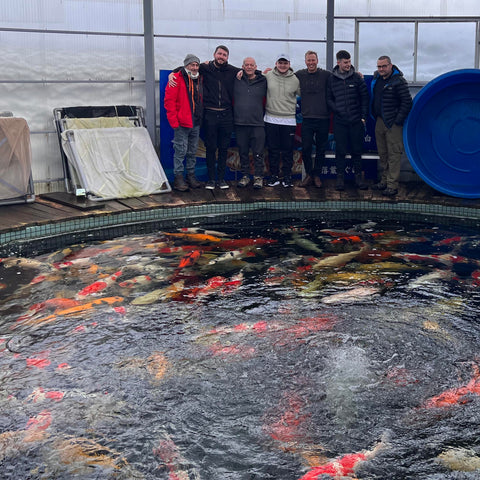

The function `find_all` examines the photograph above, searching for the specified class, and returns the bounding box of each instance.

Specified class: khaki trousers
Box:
[375,117,404,190]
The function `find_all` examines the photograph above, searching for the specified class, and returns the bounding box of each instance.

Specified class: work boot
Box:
[355,173,368,190]
[299,175,313,187]
[186,174,202,189]
[173,174,189,192]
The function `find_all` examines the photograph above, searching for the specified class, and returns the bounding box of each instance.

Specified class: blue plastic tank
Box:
[403,69,480,198]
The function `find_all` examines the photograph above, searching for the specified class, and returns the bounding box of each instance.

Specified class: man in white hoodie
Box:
[264,54,300,188]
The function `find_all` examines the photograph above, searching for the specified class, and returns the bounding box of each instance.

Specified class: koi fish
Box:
[423,364,480,408]
[153,434,196,480]
[313,249,365,269]
[54,436,130,471]
[118,275,152,288]
[216,237,278,249]
[437,447,480,472]
[298,452,367,479]
[159,244,213,254]
[178,227,229,237]
[177,249,202,269]
[163,232,223,243]
[321,285,382,304]
[24,410,52,442]
[264,392,311,444]
[17,298,81,322]
[16,296,124,328]
[208,343,256,358]
[131,281,185,305]
[146,351,170,381]
[26,355,51,369]
[76,270,122,298]
[207,249,251,265]
[26,387,65,403]
[298,439,386,480]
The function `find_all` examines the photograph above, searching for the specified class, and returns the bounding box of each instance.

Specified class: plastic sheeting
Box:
[0,117,33,201]
[61,126,170,200]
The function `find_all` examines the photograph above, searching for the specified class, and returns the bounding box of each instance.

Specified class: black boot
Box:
[355,173,368,190]
[335,174,345,191]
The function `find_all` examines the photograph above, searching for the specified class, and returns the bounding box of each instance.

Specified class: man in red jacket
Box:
[164,54,204,191]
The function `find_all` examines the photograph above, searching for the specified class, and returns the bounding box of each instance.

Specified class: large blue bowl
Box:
[403,69,480,198]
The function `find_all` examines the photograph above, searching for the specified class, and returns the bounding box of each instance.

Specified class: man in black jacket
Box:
[233,57,267,189]
[199,45,240,190]
[370,55,412,197]
[295,50,331,188]
[168,45,239,190]
[327,50,369,191]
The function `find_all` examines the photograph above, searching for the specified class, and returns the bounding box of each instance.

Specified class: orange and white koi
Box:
[15,296,124,328]
[76,270,122,298]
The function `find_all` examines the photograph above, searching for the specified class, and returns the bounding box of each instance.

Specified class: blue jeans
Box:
[172,125,200,176]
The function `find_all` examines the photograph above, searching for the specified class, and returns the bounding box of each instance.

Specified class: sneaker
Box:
[382,187,398,197]
[267,175,280,187]
[173,175,189,192]
[205,180,215,190]
[253,176,263,189]
[371,182,387,191]
[218,180,229,189]
[282,176,293,187]
[298,175,313,188]
[237,175,250,188]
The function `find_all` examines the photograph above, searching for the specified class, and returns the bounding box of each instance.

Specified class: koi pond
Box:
[1,211,480,479]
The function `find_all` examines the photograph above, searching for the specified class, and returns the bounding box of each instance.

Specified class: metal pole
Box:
[143,0,156,145]
[326,0,334,70]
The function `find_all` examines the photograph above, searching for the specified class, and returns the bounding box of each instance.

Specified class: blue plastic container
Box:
[403,69,480,198]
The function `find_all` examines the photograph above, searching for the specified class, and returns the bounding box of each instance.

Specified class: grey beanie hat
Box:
[184,54,200,67]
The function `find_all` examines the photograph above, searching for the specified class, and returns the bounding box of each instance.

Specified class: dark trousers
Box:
[265,122,295,177]
[203,109,234,181]
[235,125,265,177]
[333,120,364,177]
[301,117,330,177]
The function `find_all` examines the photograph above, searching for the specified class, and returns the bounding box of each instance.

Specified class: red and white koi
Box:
[76,270,122,299]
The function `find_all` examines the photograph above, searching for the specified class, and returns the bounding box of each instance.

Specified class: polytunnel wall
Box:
[0,0,479,194]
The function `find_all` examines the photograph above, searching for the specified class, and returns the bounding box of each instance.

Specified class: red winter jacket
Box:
[164,70,202,129]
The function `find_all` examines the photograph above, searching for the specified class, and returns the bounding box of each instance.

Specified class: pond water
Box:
[1,213,480,479]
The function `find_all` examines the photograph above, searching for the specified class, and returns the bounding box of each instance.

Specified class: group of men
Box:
[164,46,412,197]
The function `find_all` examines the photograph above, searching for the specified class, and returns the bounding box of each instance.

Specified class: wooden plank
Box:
[40,192,105,211]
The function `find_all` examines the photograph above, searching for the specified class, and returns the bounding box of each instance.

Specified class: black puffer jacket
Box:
[327,65,369,125]
[370,66,412,128]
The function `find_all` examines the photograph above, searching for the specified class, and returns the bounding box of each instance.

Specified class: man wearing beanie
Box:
[164,54,204,191]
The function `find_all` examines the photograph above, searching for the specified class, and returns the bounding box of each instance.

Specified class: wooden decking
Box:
[1,179,480,240]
